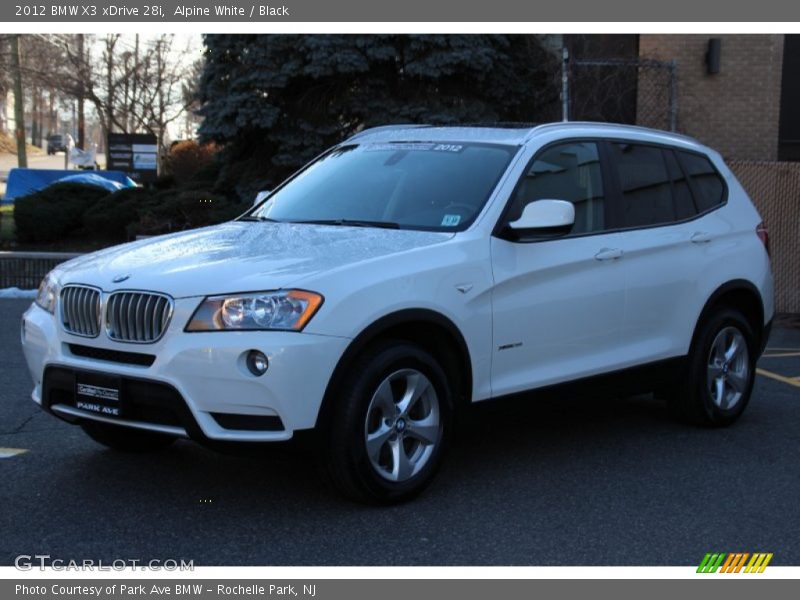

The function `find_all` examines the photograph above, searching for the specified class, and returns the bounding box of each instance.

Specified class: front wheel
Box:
[666,307,757,426]
[323,341,453,504]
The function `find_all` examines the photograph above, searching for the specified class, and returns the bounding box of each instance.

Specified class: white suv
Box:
[22,123,774,503]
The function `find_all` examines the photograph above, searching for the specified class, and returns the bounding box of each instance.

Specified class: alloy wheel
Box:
[707,326,750,410]
[364,369,441,482]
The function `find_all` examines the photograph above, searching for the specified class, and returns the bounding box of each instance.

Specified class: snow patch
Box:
[0,287,37,299]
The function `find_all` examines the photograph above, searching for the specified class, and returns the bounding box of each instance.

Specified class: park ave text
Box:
[14,4,290,18]
[16,584,316,597]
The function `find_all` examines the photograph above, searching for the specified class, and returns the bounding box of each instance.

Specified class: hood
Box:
[54,221,453,297]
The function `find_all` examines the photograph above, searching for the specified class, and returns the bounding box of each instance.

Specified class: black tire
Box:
[81,420,177,452]
[322,340,454,504]
[665,307,757,426]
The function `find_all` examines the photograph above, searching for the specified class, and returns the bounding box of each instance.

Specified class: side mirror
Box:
[506,199,575,238]
[253,190,271,207]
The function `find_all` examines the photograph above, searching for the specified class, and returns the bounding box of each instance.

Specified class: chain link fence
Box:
[0,252,81,289]
[729,160,800,314]
[564,55,678,132]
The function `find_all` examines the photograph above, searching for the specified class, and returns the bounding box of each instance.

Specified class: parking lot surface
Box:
[2,298,799,566]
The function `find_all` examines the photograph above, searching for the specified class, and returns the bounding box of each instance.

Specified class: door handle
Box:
[690,231,713,244]
[594,248,624,261]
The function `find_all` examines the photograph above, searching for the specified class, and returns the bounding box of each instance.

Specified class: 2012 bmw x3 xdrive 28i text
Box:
[22,123,774,503]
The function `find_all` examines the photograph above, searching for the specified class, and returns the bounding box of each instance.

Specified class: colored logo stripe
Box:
[698,553,773,573]
[697,553,725,573]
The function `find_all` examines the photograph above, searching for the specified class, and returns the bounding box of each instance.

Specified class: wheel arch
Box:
[691,279,766,355]
[315,309,473,429]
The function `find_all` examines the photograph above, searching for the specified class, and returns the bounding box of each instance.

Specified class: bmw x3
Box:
[22,123,774,503]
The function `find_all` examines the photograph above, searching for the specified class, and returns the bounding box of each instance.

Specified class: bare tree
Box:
[10,35,27,166]
[2,34,200,161]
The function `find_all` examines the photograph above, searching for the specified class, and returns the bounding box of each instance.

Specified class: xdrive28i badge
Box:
[112,274,131,284]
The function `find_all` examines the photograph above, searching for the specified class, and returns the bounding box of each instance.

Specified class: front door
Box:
[490,140,627,397]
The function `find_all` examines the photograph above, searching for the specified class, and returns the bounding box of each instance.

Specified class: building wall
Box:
[639,35,784,161]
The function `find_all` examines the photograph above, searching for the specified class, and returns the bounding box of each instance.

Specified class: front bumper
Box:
[21,300,350,442]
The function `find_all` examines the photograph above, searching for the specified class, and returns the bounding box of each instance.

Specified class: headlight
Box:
[186,290,323,332]
[35,272,59,314]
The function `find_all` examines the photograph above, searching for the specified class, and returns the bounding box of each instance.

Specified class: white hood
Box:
[54,221,453,298]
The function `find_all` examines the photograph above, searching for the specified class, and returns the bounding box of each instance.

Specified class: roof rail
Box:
[523,121,701,145]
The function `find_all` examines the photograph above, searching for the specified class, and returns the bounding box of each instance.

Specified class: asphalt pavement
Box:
[2,298,799,566]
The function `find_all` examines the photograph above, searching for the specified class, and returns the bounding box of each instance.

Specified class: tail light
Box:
[756,221,770,257]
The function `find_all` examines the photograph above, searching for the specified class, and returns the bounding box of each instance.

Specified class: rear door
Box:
[608,142,727,365]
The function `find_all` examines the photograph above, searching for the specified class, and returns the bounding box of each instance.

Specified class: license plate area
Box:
[74,372,123,418]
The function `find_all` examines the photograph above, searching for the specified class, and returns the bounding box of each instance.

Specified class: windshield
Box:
[249,142,517,231]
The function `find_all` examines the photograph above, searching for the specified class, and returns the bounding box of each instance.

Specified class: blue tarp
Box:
[55,173,133,193]
[2,168,137,202]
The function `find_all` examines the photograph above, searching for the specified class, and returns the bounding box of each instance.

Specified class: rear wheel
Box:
[323,341,453,504]
[81,421,177,452]
[666,307,756,426]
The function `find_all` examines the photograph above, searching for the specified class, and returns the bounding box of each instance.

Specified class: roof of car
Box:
[345,122,704,150]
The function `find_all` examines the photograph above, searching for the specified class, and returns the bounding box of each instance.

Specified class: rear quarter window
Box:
[677,151,726,212]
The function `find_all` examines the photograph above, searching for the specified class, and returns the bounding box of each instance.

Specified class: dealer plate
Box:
[74,372,123,418]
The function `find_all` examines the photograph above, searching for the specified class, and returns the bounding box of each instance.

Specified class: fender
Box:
[690,279,766,354]
[315,309,473,428]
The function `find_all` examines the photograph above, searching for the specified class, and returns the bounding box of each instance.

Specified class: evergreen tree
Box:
[198,34,559,198]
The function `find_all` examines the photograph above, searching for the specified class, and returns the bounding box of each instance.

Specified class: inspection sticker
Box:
[441,214,462,226]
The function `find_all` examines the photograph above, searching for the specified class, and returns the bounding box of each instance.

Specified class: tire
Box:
[81,420,177,452]
[666,307,757,426]
[323,340,453,504]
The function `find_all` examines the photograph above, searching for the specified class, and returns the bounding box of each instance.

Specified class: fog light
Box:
[246,350,269,376]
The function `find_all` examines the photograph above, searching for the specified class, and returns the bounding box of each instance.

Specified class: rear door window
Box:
[607,142,675,228]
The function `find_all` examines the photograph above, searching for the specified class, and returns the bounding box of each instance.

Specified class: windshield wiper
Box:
[290,219,400,229]
[239,215,280,222]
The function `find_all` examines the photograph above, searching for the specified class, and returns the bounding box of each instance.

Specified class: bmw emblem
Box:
[112,274,131,284]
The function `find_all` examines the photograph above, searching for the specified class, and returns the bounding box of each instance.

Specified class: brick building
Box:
[564,34,799,162]
[639,35,787,161]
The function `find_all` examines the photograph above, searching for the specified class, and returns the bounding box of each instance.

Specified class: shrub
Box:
[132,188,245,236]
[82,187,153,242]
[14,183,109,243]
[13,179,244,246]
[164,141,220,186]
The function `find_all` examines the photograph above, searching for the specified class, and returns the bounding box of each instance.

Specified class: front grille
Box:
[60,285,101,337]
[68,344,156,367]
[105,291,173,343]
